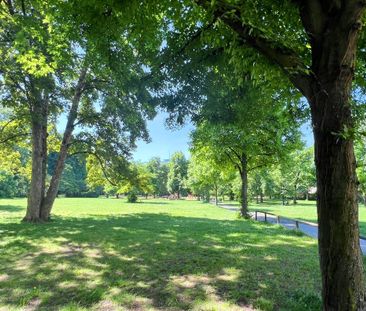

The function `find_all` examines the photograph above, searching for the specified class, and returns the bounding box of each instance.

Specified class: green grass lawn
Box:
[0,198,323,310]
[240,199,366,237]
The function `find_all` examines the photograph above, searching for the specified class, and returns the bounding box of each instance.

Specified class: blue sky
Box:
[58,110,313,162]
[133,112,194,162]
[133,112,315,162]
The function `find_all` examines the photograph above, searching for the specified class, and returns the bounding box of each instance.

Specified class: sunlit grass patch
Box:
[0,198,322,310]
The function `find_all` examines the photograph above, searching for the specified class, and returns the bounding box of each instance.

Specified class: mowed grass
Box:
[245,200,366,237]
[0,198,322,310]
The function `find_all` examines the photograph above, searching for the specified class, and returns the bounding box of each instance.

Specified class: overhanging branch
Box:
[68,150,117,186]
[194,0,313,97]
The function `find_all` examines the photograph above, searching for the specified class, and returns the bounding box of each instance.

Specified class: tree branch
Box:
[68,150,117,186]
[0,132,30,144]
[194,0,313,98]
[224,150,242,174]
[5,0,15,15]
[228,146,242,163]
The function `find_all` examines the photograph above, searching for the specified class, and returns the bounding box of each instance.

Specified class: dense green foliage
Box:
[167,151,189,198]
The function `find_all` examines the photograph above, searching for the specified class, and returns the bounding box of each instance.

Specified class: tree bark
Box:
[40,68,87,220]
[293,185,297,204]
[214,184,218,205]
[23,83,48,222]
[310,94,365,310]
[304,4,366,307]
[239,154,249,218]
[24,113,47,222]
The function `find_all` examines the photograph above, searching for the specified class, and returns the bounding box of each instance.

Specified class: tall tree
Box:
[153,1,366,306]
[185,73,302,216]
[167,151,188,198]
[187,146,229,203]
[146,157,169,197]
[192,117,300,217]
[1,0,158,221]
[276,147,316,204]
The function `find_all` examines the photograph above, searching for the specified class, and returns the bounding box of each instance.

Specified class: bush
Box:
[127,192,137,203]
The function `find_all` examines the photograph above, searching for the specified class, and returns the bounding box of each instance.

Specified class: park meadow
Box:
[2,0,366,309]
[0,197,323,311]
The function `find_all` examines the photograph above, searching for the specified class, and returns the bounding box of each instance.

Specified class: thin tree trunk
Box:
[40,98,48,203]
[40,68,87,220]
[260,192,263,203]
[239,154,249,218]
[214,184,218,205]
[293,185,297,204]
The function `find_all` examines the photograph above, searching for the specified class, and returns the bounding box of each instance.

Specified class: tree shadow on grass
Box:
[0,214,322,310]
[0,204,24,213]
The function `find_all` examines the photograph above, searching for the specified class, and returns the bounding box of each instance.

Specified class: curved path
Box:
[215,203,366,254]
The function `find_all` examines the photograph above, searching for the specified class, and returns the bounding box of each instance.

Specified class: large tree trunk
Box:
[40,68,87,220]
[23,85,48,222]
[304,3,366,306]
[24,114,47,222]
[313,108,364,309]
[311,94,365,310]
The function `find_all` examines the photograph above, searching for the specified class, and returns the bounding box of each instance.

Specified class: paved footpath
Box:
[216,203,366,254]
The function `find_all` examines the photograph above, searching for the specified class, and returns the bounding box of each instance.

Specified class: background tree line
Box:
[9,133,366,209]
